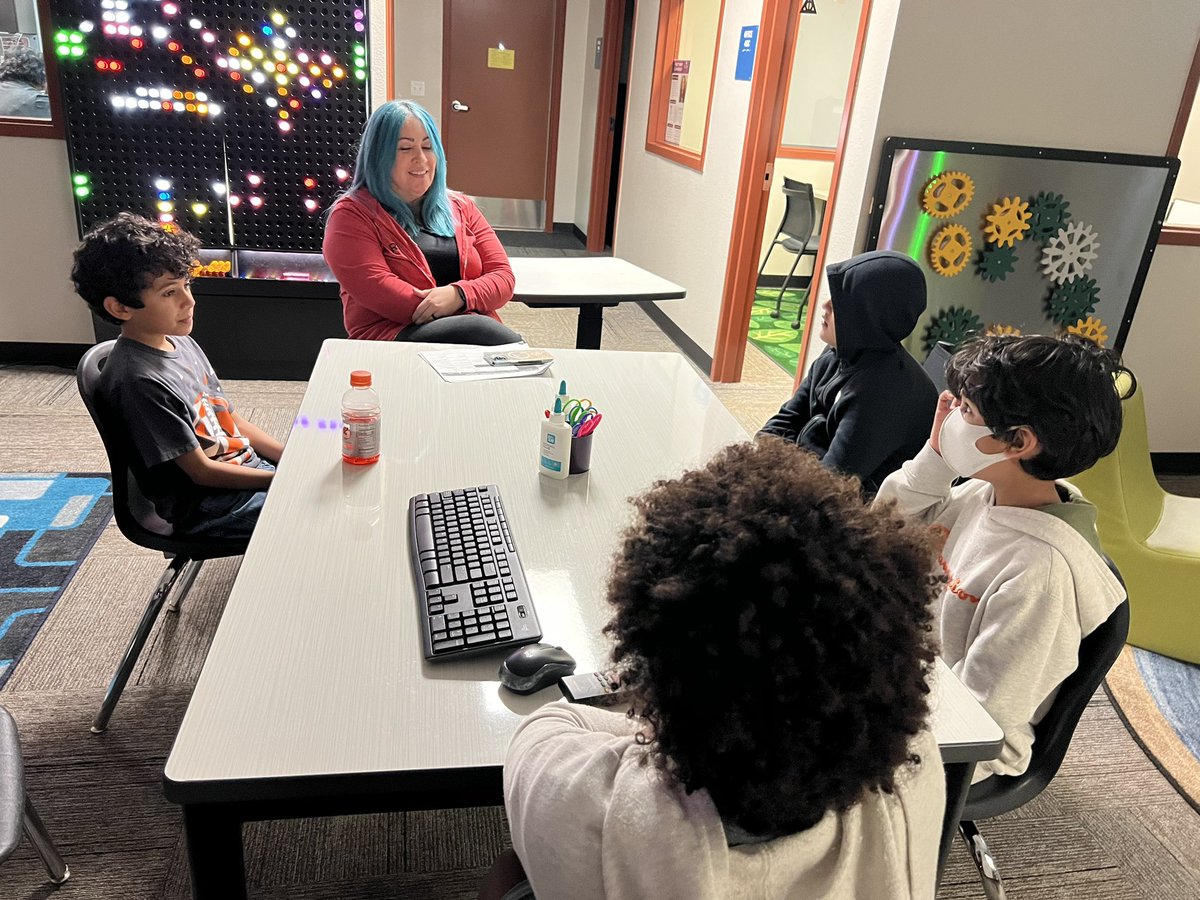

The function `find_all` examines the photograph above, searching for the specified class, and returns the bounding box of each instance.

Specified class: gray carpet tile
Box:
[2,318,1199,899]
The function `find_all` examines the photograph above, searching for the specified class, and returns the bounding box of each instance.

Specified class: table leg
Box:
[575,305,605,349]
[938,761,974,890]
[182,804,247,900]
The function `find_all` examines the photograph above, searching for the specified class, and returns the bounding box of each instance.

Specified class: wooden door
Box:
[443,0,562,228]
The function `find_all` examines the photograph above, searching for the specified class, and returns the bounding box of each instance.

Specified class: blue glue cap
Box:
[553,397,563,414]
[558,380,567,395]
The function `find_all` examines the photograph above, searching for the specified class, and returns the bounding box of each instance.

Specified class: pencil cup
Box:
[569,432,595,475]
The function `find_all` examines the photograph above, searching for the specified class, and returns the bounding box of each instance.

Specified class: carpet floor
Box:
[747,286,807,376]
[3,302,1200,899]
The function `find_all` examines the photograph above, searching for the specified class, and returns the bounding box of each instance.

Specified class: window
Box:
[0,0,64,138]
[645,0,725,171]
[1162,36,1200,245]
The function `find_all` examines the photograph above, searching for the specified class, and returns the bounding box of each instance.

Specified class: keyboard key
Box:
[433,637,465,652]
[466,632,495,646]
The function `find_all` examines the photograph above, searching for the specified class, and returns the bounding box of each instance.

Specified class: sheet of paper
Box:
[418,343,554,383]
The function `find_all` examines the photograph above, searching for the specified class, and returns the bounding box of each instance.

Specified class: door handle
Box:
[451,100,469,112]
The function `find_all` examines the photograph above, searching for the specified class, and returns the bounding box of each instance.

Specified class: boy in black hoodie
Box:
[760,250,937,493]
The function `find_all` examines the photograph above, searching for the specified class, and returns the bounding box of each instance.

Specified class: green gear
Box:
[922,306,984,354]
[1027,191,1071,242]
[975,244,1018,282]
[1045,275,1100,327]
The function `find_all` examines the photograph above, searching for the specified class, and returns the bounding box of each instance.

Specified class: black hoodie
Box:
[760,251,937,493]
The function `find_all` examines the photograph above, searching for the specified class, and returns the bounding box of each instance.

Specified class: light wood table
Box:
[163,339,1000,898]
[509,256,685,349]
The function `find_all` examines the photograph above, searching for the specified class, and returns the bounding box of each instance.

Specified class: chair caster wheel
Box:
[791,321,803,330]
[770,310,781,319]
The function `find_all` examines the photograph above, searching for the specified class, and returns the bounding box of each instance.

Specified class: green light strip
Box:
[906,150,947,262]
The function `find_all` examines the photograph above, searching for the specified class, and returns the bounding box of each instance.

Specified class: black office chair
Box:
[922,340,955,394]
[758,177,820,320]
[1,705,69,884]
[789,196,826,331]
[76,341,248,734]
[957,563,1130,899]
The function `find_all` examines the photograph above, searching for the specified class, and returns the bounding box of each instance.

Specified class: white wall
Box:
[1173,86,1200,203]
[391,1,444,126]
[615,0,760,357]
[759,158,833,276]
[574,0,607,231]
[813,0,1200,451]
[392,0,598,225]
[0,137,92,343]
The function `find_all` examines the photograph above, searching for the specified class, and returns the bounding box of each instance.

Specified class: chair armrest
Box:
[0,706,25,863]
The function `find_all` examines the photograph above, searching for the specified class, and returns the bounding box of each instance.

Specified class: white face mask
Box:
[938,407,1010,477]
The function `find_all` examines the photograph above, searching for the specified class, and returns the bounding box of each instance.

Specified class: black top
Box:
[414,228,461,286]
[760,250,937,493]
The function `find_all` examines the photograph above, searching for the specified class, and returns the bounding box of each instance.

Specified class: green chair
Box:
[1069,374,1200,664]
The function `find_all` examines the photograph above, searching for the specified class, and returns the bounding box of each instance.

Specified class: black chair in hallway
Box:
[956,561,1130,899]
[0,705,69,884]
[76,341,249,734]
[758,177,820,322]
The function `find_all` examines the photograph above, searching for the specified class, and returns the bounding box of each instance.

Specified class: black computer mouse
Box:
[499,643,577,694]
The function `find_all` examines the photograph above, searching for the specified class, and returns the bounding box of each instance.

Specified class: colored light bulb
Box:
[192,203,208,216]
[303,177,316,188]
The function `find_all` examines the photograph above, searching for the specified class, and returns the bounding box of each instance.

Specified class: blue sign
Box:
[735,25,758,82]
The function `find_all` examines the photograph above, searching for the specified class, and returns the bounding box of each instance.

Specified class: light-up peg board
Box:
[51,1,369,252]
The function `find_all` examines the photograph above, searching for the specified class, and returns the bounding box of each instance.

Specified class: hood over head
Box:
[827,250,927,363]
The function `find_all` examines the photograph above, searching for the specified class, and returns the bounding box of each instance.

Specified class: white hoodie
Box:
[504,701,945,900]
[876,444,1126,780]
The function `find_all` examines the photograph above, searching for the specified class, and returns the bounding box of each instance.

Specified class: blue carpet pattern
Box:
[0,473,113,688]
[1134,647,1200,762]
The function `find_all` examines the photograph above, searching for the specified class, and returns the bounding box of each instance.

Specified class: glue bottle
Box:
[539,397,572,479]
[342,370,381,465]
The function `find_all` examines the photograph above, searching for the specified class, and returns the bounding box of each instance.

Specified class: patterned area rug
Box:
[1106,644,1200,814]
[748,286,807,376]
[0,473,113,688]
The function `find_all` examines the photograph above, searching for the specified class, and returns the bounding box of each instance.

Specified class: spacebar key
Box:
[465,632,497,646]
[414,513,435,552]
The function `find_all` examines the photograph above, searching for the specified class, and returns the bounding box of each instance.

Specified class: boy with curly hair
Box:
[71,213,281,538]
[498,440,946,899]
[876,333,1129,782]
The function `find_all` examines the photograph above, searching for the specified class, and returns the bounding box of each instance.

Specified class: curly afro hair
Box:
[946,333,1134,480]
[603,438,939,837]
[70,212,200,325]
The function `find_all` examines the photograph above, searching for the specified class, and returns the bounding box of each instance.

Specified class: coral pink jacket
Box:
[323,189,515,341]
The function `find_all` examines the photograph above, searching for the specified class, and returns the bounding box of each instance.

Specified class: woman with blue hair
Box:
[324,100,521,344]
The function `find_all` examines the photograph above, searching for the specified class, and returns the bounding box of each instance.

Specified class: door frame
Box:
[710,0,873,383]
[585,0,629,253]
[441,0,567,233]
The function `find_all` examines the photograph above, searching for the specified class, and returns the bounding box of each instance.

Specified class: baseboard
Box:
[637,302,713,374]
[570,224,587,246]
[1151,453,1200,475]
[756,274,814,290]
[0,341,92,368]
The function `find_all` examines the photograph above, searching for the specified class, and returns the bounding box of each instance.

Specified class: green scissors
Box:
[562,398,598,426]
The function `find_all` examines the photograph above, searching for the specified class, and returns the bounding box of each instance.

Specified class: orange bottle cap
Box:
[350,370,372,387]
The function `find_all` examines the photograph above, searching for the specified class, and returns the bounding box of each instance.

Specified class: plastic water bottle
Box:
[342,370,381,465]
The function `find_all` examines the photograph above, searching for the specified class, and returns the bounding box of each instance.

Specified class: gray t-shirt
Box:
[96,335,263,528]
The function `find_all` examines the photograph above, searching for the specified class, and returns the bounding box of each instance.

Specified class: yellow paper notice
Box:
[487,48,515,70]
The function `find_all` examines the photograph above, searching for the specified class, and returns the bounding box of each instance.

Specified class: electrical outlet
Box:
[410,80,425,97]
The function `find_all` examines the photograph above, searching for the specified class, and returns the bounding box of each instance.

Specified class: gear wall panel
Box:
[50,0,369,251]
[865,138,1178,354]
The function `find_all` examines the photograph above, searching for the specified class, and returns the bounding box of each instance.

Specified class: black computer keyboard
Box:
[408,485,542,660]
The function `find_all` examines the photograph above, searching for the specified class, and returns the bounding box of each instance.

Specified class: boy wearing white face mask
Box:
[875,334,1131,782]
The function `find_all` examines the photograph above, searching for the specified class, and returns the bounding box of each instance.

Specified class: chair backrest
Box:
[962,559,1130,820]
[1069,373,1162,543]
[76,340,179,548]
[922,341,954,393]
[779,178,816,245]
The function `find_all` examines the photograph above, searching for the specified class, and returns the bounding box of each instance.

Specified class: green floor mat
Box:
[747,287,807,376]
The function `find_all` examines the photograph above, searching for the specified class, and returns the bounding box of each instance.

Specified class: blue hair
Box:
[343,100,455,238]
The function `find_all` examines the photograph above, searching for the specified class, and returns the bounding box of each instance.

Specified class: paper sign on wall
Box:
[666,59,690,146]
[735,26,758,81]
[488,48,515,70]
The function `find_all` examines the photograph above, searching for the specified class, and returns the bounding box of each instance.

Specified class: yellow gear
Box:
[929,224,972,277]
[985,323,1022,336]
[921,171,975,218]
[1067,316,1108,347]
[983,196,1032,247]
